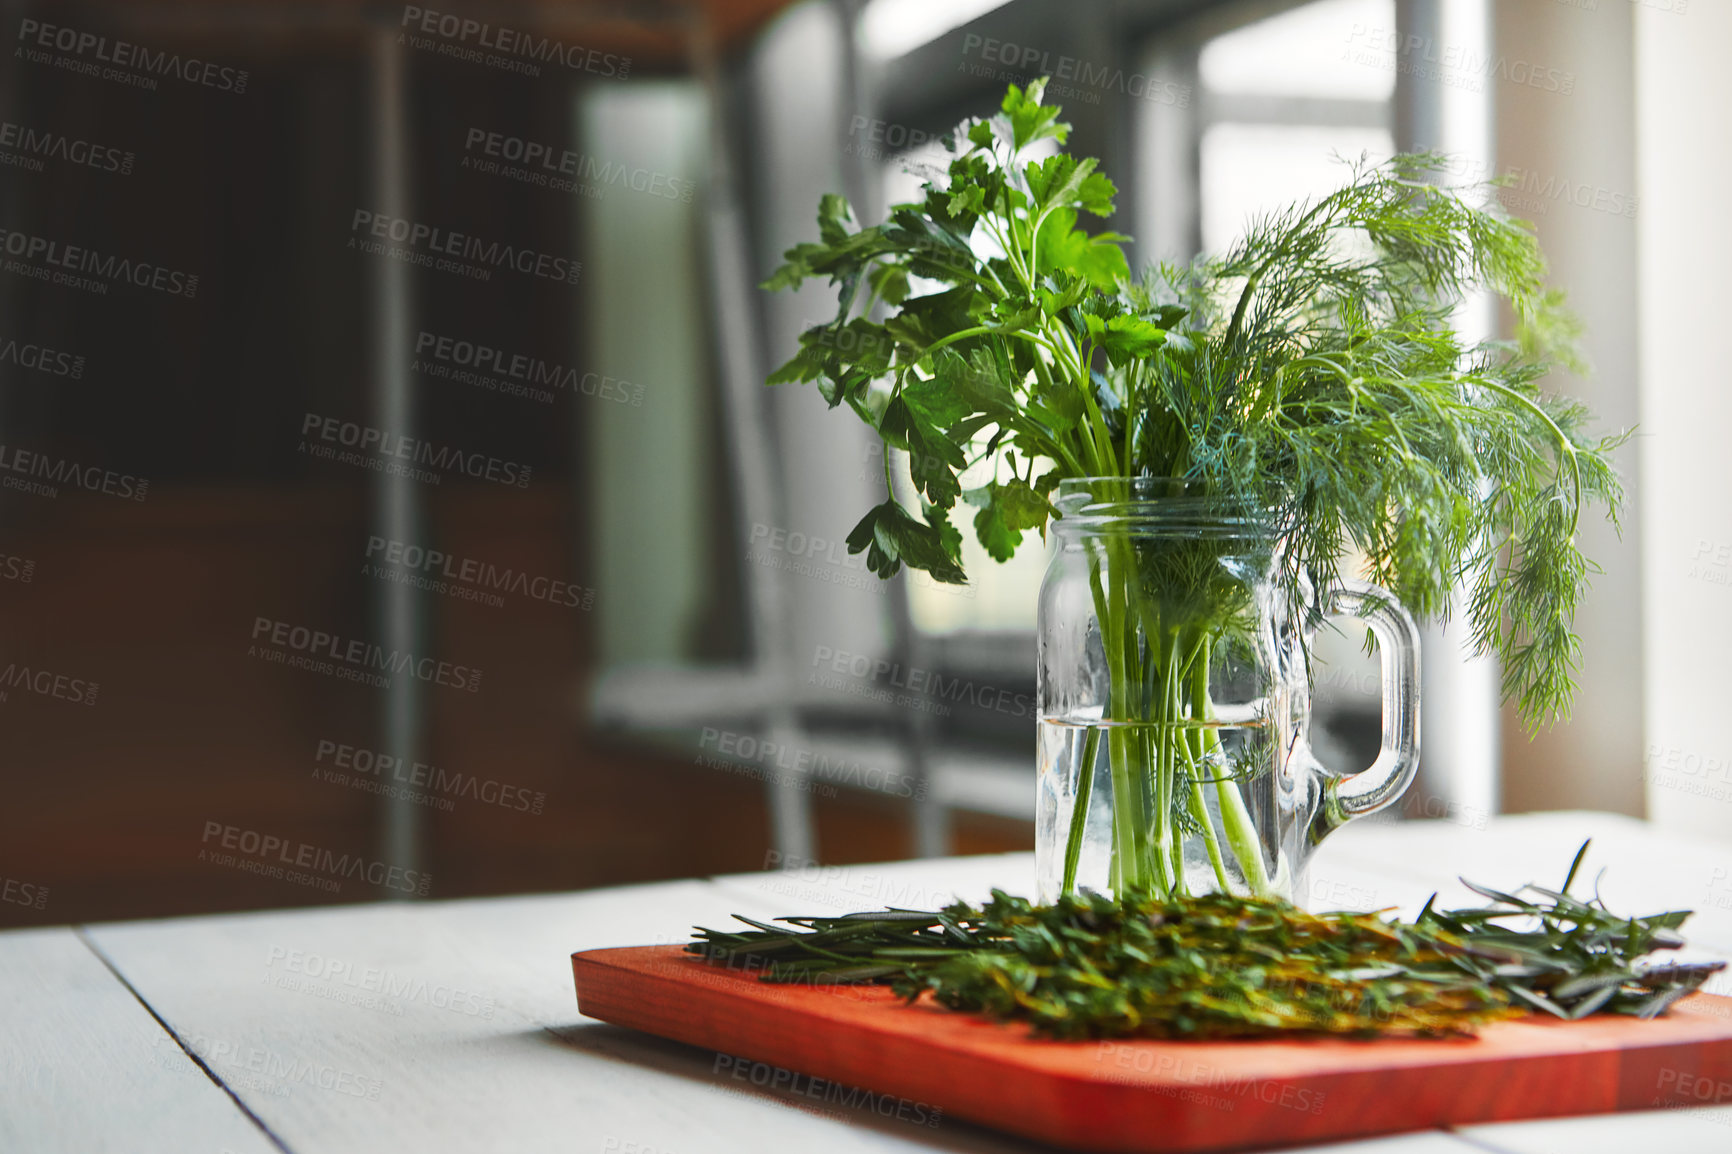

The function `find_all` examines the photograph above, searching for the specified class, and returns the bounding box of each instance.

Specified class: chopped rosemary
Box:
[689,843,1723,1040]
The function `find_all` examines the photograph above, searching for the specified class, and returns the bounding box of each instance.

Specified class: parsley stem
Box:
[1193,633,1272,898]
[1060,724,1099,895]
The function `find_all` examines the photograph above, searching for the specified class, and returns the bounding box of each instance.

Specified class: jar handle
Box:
[1307,579,1422,841]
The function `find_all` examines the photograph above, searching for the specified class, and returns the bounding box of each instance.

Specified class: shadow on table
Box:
[537,1020,1054,1152]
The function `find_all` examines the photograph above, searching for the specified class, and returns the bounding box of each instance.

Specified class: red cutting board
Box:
[573,944,1732,1152]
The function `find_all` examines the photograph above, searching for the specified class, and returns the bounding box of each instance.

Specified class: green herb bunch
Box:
[690,845,1723,1040]
[1139,159,1622,724]
[765,78,1622,727]
[764,79,1156,582]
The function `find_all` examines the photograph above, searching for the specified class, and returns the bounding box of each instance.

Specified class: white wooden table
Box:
[5,811,1732,1154]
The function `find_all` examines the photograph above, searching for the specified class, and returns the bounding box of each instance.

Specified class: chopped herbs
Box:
[689,843,1723,1040]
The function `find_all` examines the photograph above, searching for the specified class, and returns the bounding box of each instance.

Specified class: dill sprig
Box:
[1139,153,1625,727]
[689,843,1722,1040]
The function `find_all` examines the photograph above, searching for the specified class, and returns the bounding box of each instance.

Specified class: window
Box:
[1196,0,1395,253]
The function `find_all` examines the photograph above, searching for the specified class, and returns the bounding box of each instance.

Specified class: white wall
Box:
[1493,0,1643,816]
[1637,0,1732,840]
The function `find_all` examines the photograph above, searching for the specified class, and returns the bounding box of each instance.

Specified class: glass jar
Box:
[1035,478,1421,904]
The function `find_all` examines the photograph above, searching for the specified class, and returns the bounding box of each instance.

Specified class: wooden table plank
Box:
[1276,1140,1514,1154]
[1458,1108,1732,1153]
[1320,812,1732,987]
[709,850,1036,912]
[703,821,1528,926]
[81,879,1046,1153]
[0,927,279,1154]
[1320,812,1732,926]
[709,837,1434,919]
